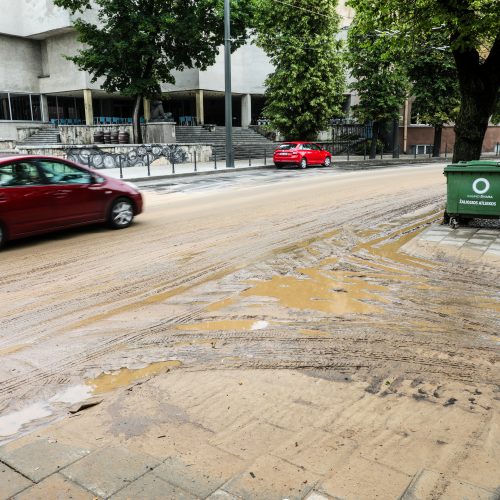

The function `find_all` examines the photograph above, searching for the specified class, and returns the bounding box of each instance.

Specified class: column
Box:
[83,89,93,125]
[195,90,204,125]
[241,94,251,128]
[40,95,49,122]
[143,98,151,121]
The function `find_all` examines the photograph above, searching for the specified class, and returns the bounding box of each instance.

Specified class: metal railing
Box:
[62,141,500,180]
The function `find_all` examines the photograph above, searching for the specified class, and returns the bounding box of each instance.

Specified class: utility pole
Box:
[224,0,234,168]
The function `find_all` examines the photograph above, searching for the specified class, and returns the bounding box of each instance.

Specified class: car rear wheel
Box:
[323,156,332,167]
[0,224,5,249]
[299,158,307,169]
[274,163,282,169]
[108,197,134,229]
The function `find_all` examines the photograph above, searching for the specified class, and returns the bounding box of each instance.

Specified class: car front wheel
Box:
[299,158,307,169]
[323,156,332,167]
[108,197,134,229]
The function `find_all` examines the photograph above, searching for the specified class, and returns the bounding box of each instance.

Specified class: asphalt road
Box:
[1,162,498,443]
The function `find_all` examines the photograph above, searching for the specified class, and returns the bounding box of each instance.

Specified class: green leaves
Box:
[53,0,253,98]
[253,0,345,139]
[346,12,409,124]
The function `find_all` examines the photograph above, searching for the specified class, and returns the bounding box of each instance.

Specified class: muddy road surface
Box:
[0,163,498,442]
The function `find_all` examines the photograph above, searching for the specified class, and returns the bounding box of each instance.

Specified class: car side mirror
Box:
[91,175,105,184]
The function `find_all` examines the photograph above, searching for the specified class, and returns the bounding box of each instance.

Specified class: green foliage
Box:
[346,14,409,124]
[346,0,500,54]
[53,0,252,99]
[253,0,345,140]
[346,0,500,161]
[405,30,460,128]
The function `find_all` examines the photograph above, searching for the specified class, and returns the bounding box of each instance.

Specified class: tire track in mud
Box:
[3,166,497,414]
[0,189,443,340]
[0,190,447,406]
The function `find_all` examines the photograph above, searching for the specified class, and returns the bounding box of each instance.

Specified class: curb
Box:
[128,157,450,183]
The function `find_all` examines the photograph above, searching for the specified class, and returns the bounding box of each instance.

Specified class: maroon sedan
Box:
[273,141,332,169]
[0,155,143,248]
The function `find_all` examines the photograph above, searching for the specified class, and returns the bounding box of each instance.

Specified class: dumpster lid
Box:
[446,160,500,168]
[444,160,500,172]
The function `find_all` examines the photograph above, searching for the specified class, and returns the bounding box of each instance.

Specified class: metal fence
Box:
[63,141,500,179]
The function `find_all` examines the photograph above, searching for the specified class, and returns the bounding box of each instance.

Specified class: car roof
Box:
[0,154,63,164]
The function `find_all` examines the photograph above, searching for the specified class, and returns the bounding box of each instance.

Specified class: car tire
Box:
[274,163,282,169]
[323,156,332,167]
[299,158,307,169]
[108,197,135,229]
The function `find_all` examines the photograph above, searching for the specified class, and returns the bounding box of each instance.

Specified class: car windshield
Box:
[277,143,298,150]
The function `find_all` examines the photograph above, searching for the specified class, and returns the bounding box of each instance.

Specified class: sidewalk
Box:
[1,369,498,500]
[99,155,450,182]
[402,223,500,264]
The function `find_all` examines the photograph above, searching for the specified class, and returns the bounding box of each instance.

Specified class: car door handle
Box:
[48,189,71,198]
[0,194,7,203]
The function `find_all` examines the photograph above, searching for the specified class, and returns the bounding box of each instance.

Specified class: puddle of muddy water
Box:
[0,403,52,437]
[299,329,330,336]
[240,268,385,315]
[177,319,269,332]
[86,360,182,394]
[0,361,183,441]
[50,385,93,404]
[0,344,31,356]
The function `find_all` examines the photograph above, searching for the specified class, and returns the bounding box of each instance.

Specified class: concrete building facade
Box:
[0,0,356,141]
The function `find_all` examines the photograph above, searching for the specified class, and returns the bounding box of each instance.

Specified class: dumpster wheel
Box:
[449,216,459,229]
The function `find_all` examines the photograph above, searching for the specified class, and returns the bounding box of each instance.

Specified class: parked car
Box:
[273,142,332,169]
[0,155,143,248]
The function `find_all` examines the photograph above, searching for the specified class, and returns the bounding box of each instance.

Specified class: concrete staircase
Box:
[176,126,276,160]
[20,127,61,145]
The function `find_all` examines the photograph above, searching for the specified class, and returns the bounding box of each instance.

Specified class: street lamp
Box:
[224,0,234,168]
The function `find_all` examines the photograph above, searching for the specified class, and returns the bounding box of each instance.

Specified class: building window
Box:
[10,94,32,120]
[31,95,42,121]
[0,93,10,120]
[0,92,43,121]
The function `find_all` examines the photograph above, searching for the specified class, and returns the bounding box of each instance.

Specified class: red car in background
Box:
[273,141,333,169]
[0,155,143,248]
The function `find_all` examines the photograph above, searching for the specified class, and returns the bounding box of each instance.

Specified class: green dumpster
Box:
[444,160,500,228]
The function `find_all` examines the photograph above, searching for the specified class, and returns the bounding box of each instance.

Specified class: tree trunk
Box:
[452,36,500,162]
[132,94,143,144]
[392,119,400,158]
[433,124,442,157]
[370,121,379,159]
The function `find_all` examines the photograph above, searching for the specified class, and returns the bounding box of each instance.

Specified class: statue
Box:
[150,100,173,122]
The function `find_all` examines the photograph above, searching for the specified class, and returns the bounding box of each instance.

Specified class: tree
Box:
[404,30,461,157]
[346,16,409,158]
[253,0,345,140]
[54,0,252,143]
[346,0,500,162]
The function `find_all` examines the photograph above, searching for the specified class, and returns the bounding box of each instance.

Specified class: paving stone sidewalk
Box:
[1,370,498,500]
[415,224,500,262]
